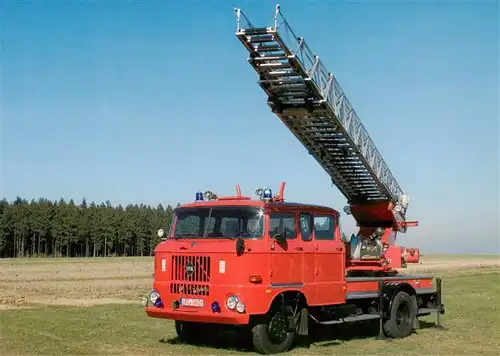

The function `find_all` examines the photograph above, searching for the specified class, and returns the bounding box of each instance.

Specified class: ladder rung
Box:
[260,79,305,85]
[257,62,293,69]
[272,87,309,94]
[247,35,275,43]
[275,92,309,98]
[251,55,290,61]
[255,45,283,52]
[266,71,300,76]
[242,28,272,35]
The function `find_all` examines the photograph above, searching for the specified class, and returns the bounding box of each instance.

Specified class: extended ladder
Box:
[235,5,410,227]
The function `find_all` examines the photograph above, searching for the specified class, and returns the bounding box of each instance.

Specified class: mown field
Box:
[0,255,499,355]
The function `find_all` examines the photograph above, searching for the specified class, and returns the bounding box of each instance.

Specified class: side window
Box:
[299,213,312,241]
[269,212,297,239]
[314,215,335,240]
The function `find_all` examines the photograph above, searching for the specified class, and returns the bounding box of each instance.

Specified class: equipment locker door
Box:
[312,213,346,305]
[268,210,303,287]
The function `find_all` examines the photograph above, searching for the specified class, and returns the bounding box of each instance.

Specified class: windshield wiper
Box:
[174,234,197,240]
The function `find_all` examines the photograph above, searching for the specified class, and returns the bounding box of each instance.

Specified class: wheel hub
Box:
[268,312,288,343]
[396,302,411,328]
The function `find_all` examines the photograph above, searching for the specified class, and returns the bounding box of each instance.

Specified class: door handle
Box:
[295,247,303,251]
[336,247,343,252]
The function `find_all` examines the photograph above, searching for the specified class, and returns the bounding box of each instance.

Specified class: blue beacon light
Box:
[263,188,272,200]
[154,297,164,309]
[195,191,204,202]
[211,301,221,313]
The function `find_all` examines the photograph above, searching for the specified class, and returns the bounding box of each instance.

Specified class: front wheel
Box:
[251,310,296,354]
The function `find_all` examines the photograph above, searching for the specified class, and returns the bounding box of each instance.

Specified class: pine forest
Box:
[0,197,176,258]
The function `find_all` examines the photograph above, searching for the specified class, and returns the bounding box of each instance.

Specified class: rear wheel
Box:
[252,310,296,354]
[383,291,416,338]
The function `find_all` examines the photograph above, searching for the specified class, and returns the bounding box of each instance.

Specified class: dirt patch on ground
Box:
[404,258,500,274]
[0,258,153,282]
[0,258,153,309]
[0,277,151,308]
[41,297,142,307]
[0,304,29,310]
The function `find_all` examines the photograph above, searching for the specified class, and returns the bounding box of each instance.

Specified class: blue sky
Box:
[1,0,498,254]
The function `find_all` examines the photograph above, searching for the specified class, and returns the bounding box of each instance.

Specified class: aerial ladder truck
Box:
[144,5,444,354]
[235,4,420,273]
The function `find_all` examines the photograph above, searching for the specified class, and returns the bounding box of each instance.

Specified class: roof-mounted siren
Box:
[195,191,204,202]
[204,191,218,201]
[255,187,272,201]
[255,182,286,202]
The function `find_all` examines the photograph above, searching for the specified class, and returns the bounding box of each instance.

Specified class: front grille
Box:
[171,255,211,282]
[170,282,210,296]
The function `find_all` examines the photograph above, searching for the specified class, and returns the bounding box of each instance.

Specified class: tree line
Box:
[0,197,176,258]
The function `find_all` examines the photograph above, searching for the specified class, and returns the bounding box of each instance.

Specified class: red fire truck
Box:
[143,5,445,354]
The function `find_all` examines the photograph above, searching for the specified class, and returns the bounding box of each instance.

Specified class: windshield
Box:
[170,206,264,239]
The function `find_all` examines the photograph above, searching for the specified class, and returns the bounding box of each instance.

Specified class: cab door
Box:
[299,212,315,286]
[312,212,346,305]
[268,209,303,287]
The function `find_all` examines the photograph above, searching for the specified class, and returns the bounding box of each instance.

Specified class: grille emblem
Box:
[185,261,195,276]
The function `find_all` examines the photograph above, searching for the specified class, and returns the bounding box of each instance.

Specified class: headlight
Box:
[236,301,245,313]
[226,295,239,310]
[150,291,160,304]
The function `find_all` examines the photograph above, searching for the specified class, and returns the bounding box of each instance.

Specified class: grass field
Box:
[1,255,499,355]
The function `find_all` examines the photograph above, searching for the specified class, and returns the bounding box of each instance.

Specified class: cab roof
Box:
[177,198,338,214]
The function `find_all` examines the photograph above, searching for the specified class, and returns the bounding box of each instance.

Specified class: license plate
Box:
[180,298,204,307]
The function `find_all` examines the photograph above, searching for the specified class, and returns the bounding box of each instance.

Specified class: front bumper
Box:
[145,305,250,324]
[143,286,257,325]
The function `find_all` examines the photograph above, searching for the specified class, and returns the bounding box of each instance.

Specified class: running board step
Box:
[311,313,380,325]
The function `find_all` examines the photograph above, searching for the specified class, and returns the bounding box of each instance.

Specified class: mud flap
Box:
[297,308,309,336]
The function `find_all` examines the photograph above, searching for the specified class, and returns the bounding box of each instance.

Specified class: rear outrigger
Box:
[144,4,445,354]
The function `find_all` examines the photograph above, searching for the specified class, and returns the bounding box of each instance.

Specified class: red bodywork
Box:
[145,184,431,325]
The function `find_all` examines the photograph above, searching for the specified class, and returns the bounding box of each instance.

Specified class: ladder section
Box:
[234,5,408,213]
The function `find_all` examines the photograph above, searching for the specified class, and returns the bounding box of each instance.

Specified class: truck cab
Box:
[144,185,347,348]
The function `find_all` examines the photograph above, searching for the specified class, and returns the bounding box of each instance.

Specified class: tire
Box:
[383,291,416,338]
[251,310,296,354]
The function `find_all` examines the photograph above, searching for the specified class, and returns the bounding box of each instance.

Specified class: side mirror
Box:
[236,237,245,256]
